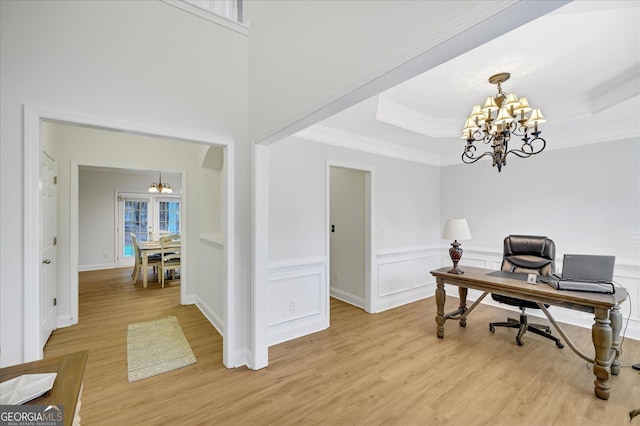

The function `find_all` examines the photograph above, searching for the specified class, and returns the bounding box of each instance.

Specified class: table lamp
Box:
[442,218,472,274]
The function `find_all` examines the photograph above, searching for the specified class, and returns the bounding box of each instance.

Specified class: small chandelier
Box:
[461,72,546,172]
[148,173,172,194]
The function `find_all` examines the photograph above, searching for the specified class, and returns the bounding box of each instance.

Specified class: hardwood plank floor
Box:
[43,268,640,425]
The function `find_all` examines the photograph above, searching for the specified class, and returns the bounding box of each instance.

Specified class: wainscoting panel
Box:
[374,246,440,313]
[267,258,328,346]
[377,259,411,297]
[196,236,225,337]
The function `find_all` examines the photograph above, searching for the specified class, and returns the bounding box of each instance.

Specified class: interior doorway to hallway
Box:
[328,165,372,313]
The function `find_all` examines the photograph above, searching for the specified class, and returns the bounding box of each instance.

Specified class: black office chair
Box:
[489,235,564,348]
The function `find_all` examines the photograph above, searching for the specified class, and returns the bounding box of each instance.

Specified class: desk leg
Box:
[142,253,148,288]
[435,277,445,338]
[592,307,613,400]
[610,305,622,376]
[458,287,468,328]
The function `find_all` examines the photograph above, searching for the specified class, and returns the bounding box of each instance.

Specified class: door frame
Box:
[326,161,374,313]
[23,105,236,366]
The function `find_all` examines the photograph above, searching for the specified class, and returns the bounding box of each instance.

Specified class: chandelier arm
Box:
[461,150,495,164]
[504,135,546,159]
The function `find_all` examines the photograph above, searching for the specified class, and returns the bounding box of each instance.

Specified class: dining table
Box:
[138,238,181,288]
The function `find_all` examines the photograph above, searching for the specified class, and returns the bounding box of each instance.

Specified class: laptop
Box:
[557,254,615,282]
[546,254,616,294]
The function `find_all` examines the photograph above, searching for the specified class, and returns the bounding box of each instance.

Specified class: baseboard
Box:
[56,315,76,328]
[78,263,116,271]
[195,296,224,338]
[372,285,433,313]
[268,315,329,347]
[330,287,364,309]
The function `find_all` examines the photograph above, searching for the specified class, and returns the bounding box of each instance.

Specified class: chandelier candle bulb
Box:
[461,72,547,172]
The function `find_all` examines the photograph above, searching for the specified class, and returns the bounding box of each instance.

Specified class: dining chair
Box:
[159,234,181,288]
[130,232,161,284]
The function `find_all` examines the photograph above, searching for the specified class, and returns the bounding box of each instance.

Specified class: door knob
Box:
[42,259,51,264]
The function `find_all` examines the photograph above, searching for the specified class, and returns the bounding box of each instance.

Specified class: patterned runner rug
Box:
[127,316,196,383]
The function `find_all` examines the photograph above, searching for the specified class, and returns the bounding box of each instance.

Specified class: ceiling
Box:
[296,1,640,167]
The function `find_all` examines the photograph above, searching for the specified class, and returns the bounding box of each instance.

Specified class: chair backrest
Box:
[501,235,555,276]
[130,232,140,259]
[160,234,181,260]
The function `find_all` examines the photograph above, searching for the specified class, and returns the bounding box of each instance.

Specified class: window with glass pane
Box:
[124,200,148,258]
[159,201,180,235]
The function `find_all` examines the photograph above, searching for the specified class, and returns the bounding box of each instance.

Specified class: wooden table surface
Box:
[1,350,88,426]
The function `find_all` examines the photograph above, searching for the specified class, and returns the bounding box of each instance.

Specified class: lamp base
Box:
[447,240,464,274]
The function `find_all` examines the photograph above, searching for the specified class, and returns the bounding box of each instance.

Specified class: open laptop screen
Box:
[561,254,615,282]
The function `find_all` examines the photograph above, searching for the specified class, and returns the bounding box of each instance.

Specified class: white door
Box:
[40,151,57,346]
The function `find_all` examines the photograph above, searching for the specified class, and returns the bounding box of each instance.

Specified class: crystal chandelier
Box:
[148,173,172,194]
[461,72,546,172]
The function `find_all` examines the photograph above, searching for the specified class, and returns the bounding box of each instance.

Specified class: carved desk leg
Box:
[592,307,613,400]
[435,277,446,338]
[458,287,468,328]
[610,305,623,376]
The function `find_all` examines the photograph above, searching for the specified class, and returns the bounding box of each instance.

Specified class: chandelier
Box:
[148,173,172,194]
[461,72,546,172]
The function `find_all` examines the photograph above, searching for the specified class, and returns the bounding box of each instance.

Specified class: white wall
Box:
[441,139,640,337]
[0,0,248,366]
[267,137,441,344]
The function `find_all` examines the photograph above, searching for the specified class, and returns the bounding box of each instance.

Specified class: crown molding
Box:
[376,95,459,138]
[588,65,640,114]
[293,125,442,167]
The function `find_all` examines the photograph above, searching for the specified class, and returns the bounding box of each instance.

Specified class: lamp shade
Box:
[442,218,471,241]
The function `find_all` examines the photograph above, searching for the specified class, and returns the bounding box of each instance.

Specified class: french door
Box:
[117,193,181,266]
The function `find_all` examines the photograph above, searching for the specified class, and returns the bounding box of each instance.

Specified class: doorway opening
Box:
[327,164,373,314]
[24,106,234,366]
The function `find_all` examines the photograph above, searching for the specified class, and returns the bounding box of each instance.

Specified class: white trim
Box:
[23,105,237,368]
[251,143,269,369]
[296,125,442,167]
[200,233,224,249]
[78,263,117,272]
[195,295,224,338]
[376,95,458,138]
[161,0,249,35]
[330,287,365,309]
[376,245,441,259]
[251,1,567,146]
[23,106,41,361]
[222,135,236,368]
[268,256,327,272]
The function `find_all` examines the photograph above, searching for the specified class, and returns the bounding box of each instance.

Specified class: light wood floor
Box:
[43,268,640,425]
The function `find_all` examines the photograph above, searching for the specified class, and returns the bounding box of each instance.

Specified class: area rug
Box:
[127,316,196,383]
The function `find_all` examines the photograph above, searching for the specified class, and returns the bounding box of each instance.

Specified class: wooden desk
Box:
[0,350,88,425]
[138,239,181,288]
[430,266,626,400]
